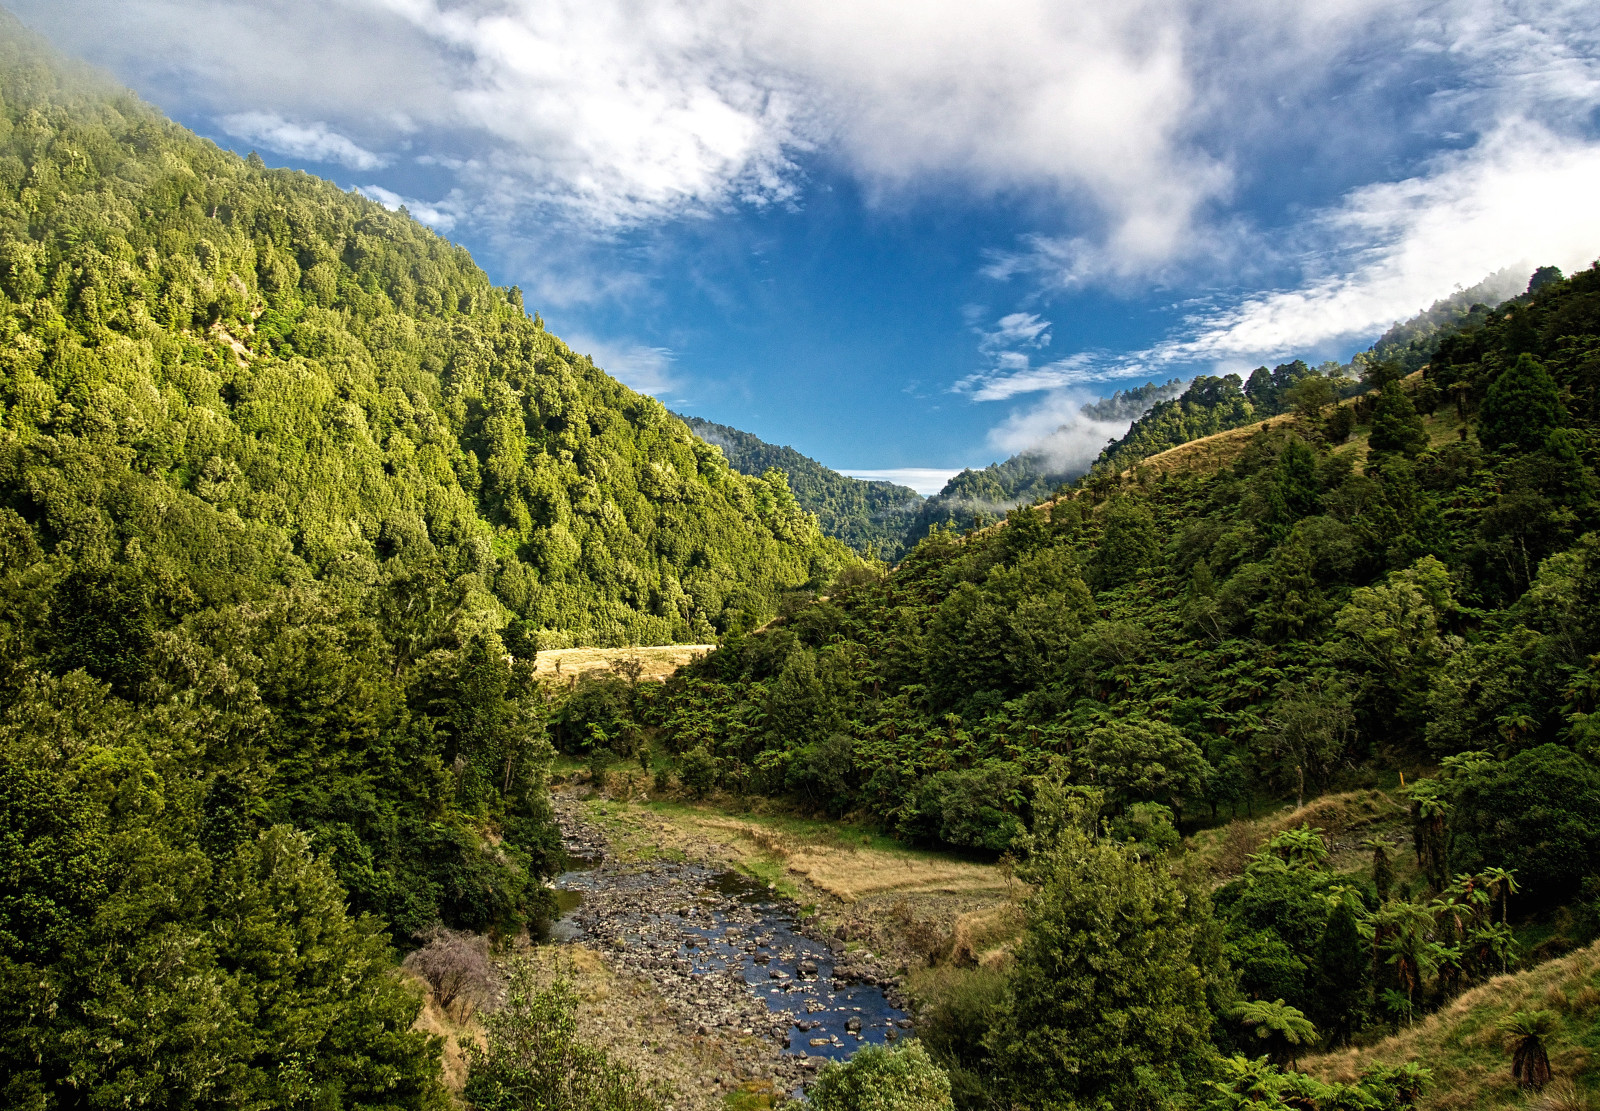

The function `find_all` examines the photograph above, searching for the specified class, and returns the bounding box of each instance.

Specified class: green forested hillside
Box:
[587,260,1600,1107]
[1092,275,1523,479]
[899,381,1186,548]
[677,413,921,558]
[0,17,850,1107]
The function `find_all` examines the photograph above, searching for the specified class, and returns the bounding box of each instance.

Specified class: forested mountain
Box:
[573,259,1600,1107]
[1092,273,1524,478]
[677,413,921,558]
[900,380,1186,546]
[0,17,851,1106]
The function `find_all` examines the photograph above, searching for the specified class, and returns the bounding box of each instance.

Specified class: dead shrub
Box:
[1215,820,1264,877]
[403,925,499,1019]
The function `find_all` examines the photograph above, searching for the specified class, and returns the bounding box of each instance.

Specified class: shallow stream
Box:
[550,860,909,1061]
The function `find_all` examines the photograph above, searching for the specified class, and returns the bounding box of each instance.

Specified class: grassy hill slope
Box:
[1305,941,1600,1108]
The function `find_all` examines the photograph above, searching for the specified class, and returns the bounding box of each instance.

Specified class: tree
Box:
[987,815,1214,1109]
[1478,354,1566,454]
[809,1041,954,1111]
[1499,1010,1556,1090]
[1368,381,1428,458]
[1442,744,1600,904]
[1090,498,1161,592]
[1074,718,1211,815]
[1286,376,1335,423]
[465,962,657,1110]
[1228,999,1316,1065]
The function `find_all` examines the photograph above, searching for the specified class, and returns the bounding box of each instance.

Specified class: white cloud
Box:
[978,312,1052,353]
[562,334,676,396]
[968,121,1600,407]
[1154,123,1600,366]
[839,468,962,496]
[15,0,1600,308]
[986,392,1139,475]
[357,183,460,232]
[221,110,387,170]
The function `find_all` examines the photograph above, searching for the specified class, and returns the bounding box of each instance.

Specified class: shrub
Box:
[809,1041,954,1111]
[465,962,657,1111]
[403,925,498,1018]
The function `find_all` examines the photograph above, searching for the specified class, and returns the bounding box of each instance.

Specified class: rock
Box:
[797,959,818,977]
[809,1037,831,1047]
[845,1017,861,1033]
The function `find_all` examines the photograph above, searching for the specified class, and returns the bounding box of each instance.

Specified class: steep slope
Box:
[1091,271,1526,478]
[1304,940,1600,1107]
[0,17,847,1106]
[677,413,921,558]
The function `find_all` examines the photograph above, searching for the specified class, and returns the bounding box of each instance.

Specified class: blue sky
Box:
[15,0,1600,493]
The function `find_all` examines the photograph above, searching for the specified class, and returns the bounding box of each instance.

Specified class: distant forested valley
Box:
[4,10,1600,1111]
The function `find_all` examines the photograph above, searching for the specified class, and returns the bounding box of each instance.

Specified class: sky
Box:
[13,0,1600,494]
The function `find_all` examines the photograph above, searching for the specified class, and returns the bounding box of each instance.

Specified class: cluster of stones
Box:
[547,795,913,1090]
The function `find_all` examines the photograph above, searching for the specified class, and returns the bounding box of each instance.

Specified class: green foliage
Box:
[808,1041,954,1111]
[677,414,920,558]
[986,818,1216,1110]
[1498,1010,1556,1090]
[1202,1056,1430,1111]
[1478,354,1567,454]
[1368,381,1429,459]
[1441,744,1600,904]
[465,964,658,1111]
[1227,999,1316,1065]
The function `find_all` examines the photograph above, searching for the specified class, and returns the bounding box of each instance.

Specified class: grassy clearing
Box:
[588,795,1013,905]
[533,644,714,682]
[1187,788,1413,884]
[1302,941,1600,1109]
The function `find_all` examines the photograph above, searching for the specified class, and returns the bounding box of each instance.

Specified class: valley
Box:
[2,9,1599,1111]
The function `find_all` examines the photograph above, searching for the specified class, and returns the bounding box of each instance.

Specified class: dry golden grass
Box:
[630,807,1011,904]
[1302,941,1600,1109]
[532,644,714,683]
[405,970,485,1095]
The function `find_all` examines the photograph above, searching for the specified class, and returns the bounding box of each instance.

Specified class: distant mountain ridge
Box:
[899,379,1188,546]
[675,414,922,559]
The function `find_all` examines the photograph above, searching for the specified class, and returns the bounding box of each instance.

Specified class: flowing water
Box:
[550,862,909,1061]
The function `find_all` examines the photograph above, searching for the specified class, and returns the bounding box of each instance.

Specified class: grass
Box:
[598,795,1013,905]
[1187,788,1412,884]
[1301,940,1600,1109]
[534,644,714,683]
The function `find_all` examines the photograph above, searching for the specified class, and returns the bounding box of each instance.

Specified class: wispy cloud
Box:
[838,468,962,496]
[986,392,1143,475]
[968,122,1600,406]
[357,183,460,232]
[221,110,387,170]
[562,334,677,396]
[978,312,1052,353]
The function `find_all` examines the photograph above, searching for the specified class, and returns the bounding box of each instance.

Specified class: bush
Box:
[403,925,498,1019]
[900,762,1024,852]
[809,1041,954,1111]
[678,747,719,798]
[1446,744,1600,904]
[465,962,657,1111]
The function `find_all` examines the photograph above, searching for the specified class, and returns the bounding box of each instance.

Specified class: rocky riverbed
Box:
[548,792,913,1094]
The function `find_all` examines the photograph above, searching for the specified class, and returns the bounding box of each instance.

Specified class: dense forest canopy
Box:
[561,259,1600,1106]
[0,16,852,1108]
[677,413,921,559]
